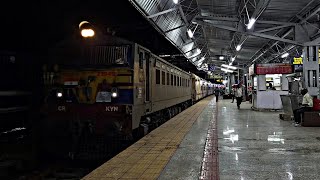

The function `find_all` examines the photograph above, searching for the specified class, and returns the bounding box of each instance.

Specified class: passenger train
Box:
[42,34,213,159]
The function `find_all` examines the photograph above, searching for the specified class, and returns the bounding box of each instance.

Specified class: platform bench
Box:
[302,111,320,127]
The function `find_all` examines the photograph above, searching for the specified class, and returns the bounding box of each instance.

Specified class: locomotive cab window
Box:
[156,69,160,84]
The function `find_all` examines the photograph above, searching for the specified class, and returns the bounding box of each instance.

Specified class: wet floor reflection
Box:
[218,100,320,180]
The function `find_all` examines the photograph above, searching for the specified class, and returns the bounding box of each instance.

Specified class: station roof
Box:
[129,0,320,73]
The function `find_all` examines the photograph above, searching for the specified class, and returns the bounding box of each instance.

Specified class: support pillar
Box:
[303,46,319,96]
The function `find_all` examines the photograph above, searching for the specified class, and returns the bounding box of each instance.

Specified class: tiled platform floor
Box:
[82,96,215,180]
[83,97,320,180]
[218,99,320,180]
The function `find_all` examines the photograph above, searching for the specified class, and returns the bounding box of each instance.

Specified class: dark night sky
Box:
[0,0,202,81]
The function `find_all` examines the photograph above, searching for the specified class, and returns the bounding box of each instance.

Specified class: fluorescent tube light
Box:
[281,52,289,58]
[187,29,193,38]
[221,68,234,73]
[247,18,256,29]
[236,45,241,51]
[221,64,237,70]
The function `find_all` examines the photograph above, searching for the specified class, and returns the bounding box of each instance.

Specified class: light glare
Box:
[173,0,179,4]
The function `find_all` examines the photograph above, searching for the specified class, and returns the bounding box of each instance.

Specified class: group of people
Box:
[215,84,243,109]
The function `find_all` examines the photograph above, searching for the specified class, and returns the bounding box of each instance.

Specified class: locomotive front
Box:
[42,40,135,159]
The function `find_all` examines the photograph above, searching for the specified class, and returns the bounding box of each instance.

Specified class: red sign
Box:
[255,64,292,75]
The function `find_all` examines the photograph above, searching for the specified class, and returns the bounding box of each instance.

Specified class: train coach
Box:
[41,34,213,159]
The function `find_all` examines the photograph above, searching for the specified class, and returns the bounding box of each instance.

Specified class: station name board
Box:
[255,63,292,75]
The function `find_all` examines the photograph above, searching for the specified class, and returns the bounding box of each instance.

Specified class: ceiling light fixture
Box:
[219,56,224,60]
[221,64,237,70]
[173,0,179,4]
[229,62,233,66]
[198,57,205,64]
[79,21,95,38]
[231,57,235,62]
[247,18,256,29]
[281,52,289,58]
[221,68,234,73]
[187,29,193,38]
[236,45,241,51]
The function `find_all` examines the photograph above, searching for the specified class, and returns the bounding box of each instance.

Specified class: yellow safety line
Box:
[82,96,213,180]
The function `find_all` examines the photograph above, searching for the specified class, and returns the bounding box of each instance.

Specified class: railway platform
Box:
[83,97,320,180]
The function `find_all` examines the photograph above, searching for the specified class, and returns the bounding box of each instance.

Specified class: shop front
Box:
[250,63,291,110]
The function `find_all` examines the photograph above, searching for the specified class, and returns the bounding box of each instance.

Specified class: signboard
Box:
[208,64,215,71]
[292,49,320,64]
[248,64,254,76]
[208,74,222,79]
[255,63,292,75]
[293,57,303,64]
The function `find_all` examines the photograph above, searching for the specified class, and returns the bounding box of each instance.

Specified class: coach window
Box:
[167,73,170,85]
[156,69,160,84]
[171,74,174,86]
[180,77,182,86]
[174,75,176,86]
[139,52,143,69]
[177,76,179,87]
[162,71,165,85]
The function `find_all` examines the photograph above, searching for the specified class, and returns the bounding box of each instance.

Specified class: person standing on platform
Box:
[214,87,220,102]
[293,89,313,127]
[235,84,243,109]
[231,85,235,103]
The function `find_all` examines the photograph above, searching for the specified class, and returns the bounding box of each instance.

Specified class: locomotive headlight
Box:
[57,92,63,98]
[111,87,118,98]
[112,92,118,98]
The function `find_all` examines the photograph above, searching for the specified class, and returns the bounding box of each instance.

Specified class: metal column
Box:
[303,46,319,96]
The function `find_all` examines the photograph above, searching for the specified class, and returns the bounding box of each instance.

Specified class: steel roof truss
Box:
[256,24,295,33]
[147,7,179,19]
[197,20,303,46]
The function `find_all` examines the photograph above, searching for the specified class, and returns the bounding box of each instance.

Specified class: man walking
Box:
[234,84,243,109]
[214,87,220,102]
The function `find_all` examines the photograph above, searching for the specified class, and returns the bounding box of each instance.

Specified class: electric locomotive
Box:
[42,34,193,159]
